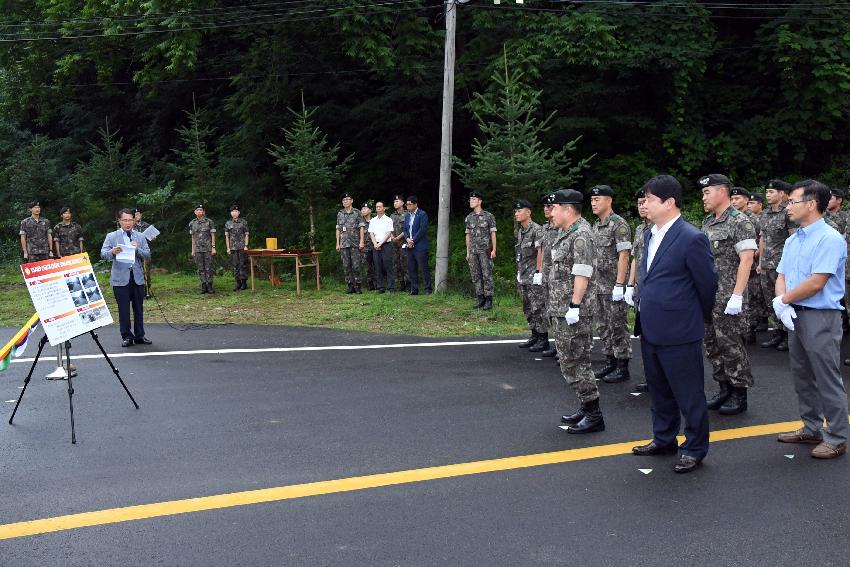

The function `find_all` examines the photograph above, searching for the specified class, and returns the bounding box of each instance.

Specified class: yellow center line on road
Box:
[0,419,810,540]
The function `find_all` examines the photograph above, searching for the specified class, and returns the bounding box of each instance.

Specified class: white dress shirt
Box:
[646,214,681,271]
[368,214,394,245]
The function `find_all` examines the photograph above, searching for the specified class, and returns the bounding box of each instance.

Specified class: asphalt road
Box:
[0,324,847,566]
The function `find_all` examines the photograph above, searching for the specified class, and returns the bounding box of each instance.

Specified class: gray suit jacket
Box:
[100,228,151,287]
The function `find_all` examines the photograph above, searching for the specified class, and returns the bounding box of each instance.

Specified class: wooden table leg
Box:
[250,256,255,291]
[296,255,302,295]
[315,254,321,290]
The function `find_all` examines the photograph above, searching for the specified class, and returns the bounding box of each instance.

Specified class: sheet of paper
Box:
[116,244,136,264]
[142,225,160,239]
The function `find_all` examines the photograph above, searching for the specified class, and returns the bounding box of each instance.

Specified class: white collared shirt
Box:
[368,214,394,244]
[646,214,680,271]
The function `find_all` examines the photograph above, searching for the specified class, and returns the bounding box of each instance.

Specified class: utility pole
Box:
[434,0,457,293]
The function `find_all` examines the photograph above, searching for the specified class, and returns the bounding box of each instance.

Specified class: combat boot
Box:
[529,333,549,352]
[603,358,631,383]
[560,406,584,426]
[593,355,617,379]
[718,386,748,415]
[241,279,248,290]
[207,282,215,294]
[518,331,538,348]
[541,344,557,357]
[706,381,733,410]
[775,331,788,352]
[566,399,605,434]
[474,295,485,309]
[760,331,782,348]
[355,284,363,294]
[346,284,355,294]
[233,278,242,292]
[481,296,493,310]
[199,283,208,294]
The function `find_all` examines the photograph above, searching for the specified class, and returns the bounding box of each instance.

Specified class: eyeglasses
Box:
[788,198,813,206]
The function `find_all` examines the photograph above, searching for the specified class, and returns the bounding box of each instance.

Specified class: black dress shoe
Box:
[122,338,134,347]
[673,455,701,474]
[632,441,678,456]
[134,337,152,345]
[635,382,648,393]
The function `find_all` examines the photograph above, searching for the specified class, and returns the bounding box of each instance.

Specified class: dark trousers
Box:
[641,338,709,460]
[113,278,146,340]
[372,246,394,291]
[407,246,431,293]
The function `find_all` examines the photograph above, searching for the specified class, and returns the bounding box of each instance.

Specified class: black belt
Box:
[789,304,839,311]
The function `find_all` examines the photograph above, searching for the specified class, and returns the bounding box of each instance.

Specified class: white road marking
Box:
[638,468,653,475]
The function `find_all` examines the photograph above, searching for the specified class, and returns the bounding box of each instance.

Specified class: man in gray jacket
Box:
[101,208,152,347]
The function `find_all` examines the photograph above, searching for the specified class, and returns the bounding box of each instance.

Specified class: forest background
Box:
[0,0,848,295]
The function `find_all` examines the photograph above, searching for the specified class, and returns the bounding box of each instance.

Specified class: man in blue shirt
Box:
[774,179,847,459]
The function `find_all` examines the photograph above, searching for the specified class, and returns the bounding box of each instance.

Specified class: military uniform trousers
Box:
[596,293,632,359]
[194,252,214,284]
[746,270,767,330]
[551,317,598,403]
[520,283,547,334]
[231,249,249,280]
[393,244,409,290]
[467,252,493,297]
[704,306,754,388]
[361,248,376,289]
[339,247,361,286]
[760,268,785,331]
[27,253,50,262]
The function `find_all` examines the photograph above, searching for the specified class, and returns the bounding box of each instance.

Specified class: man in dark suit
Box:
[403,195,431,295]
[632,175,718,473]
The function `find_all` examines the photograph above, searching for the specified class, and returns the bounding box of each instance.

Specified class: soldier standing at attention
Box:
[390,195,409,292]
[360,202,376,291]
[134,208,154,299]
[20,201,53,262]
[225,205,250,291]
[624,188,649,391]
[824,188,847,234]
[53,207,84,258]
[759,180,795,351]
[548,189,604,434]
[335,192,365,294]
[746,193,768,336]
[464,191,497,310]
[590,185,633,384]
[189,204,217,294]
[514,199,547,352]
[700,174,758,416]
[731,187,766,344]
[539,193,560,358]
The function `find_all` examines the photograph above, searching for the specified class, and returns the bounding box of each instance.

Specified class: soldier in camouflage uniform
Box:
[189,204,217,294]
[539,193,560,358]
[699,174,758,416]
[225,205,250,291]
[134,209,154,298]
[730,188,767,343]
[589,185,633,383]
[625,188,649,391]
[465,191,497,310]
[548,189,604,434]
[759,180,795,351]
[360,202,376,290]
[335,192,365,293]
[390,195,409,292]
[825,188,850,331]
[53,207,84,258]
[19,201,53,262]
[514,199,547,352]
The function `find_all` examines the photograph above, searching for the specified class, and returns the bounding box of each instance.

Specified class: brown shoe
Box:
[811,442,847,459]
[777,428,823,444]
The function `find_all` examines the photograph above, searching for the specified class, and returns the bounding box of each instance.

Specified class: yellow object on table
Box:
[265,237,278,250]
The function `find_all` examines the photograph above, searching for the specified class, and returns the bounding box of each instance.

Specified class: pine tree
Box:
[172,95,223,208]
[268,93,353,249]
[454,49,592,212]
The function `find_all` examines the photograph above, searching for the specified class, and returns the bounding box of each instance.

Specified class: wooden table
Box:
[247,249,321,295]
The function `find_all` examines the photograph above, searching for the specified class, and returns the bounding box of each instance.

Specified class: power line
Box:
[466,3,850,20]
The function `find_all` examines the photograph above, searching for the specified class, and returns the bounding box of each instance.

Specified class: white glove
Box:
[532,272,543,286]
[624,286,635,306]
[612,285,625,302]
[724,294,743,316]
[565,307,580,325]
[772,296,797,331]
[517,272,522,283]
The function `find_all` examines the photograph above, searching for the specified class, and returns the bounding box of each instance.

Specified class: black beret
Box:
[542,193,556,205]
[360,202,372,210]
[194,204,204,210]
[634,188,645,199]
[230,204,240,212]
[468,190,484,199]
[830,187,846,199]
[748,193,764,203]
[697,174,731,188]
[513,199,532,210]
[551,189,584,205]
[341,192,353,200]
[589,185,614,197]
[392,194,404,202]
[730,186,749,197]
[28,201,40,209]
[59,206,70,215]
[766,179,792,192]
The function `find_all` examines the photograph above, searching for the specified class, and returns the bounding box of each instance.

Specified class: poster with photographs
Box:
[21,253,113,346]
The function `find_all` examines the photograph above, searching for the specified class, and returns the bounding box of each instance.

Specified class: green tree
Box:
[268,94,353,249]
[454,50,592,211]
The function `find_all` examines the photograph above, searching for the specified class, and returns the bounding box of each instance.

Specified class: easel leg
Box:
[89,331,140,409]
[8,335,48,424]
[65,341,76,444]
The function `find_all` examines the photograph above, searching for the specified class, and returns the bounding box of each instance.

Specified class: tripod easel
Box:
[8,330,140,444]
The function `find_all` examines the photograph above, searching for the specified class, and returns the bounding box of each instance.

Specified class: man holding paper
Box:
[101,208,152,348]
